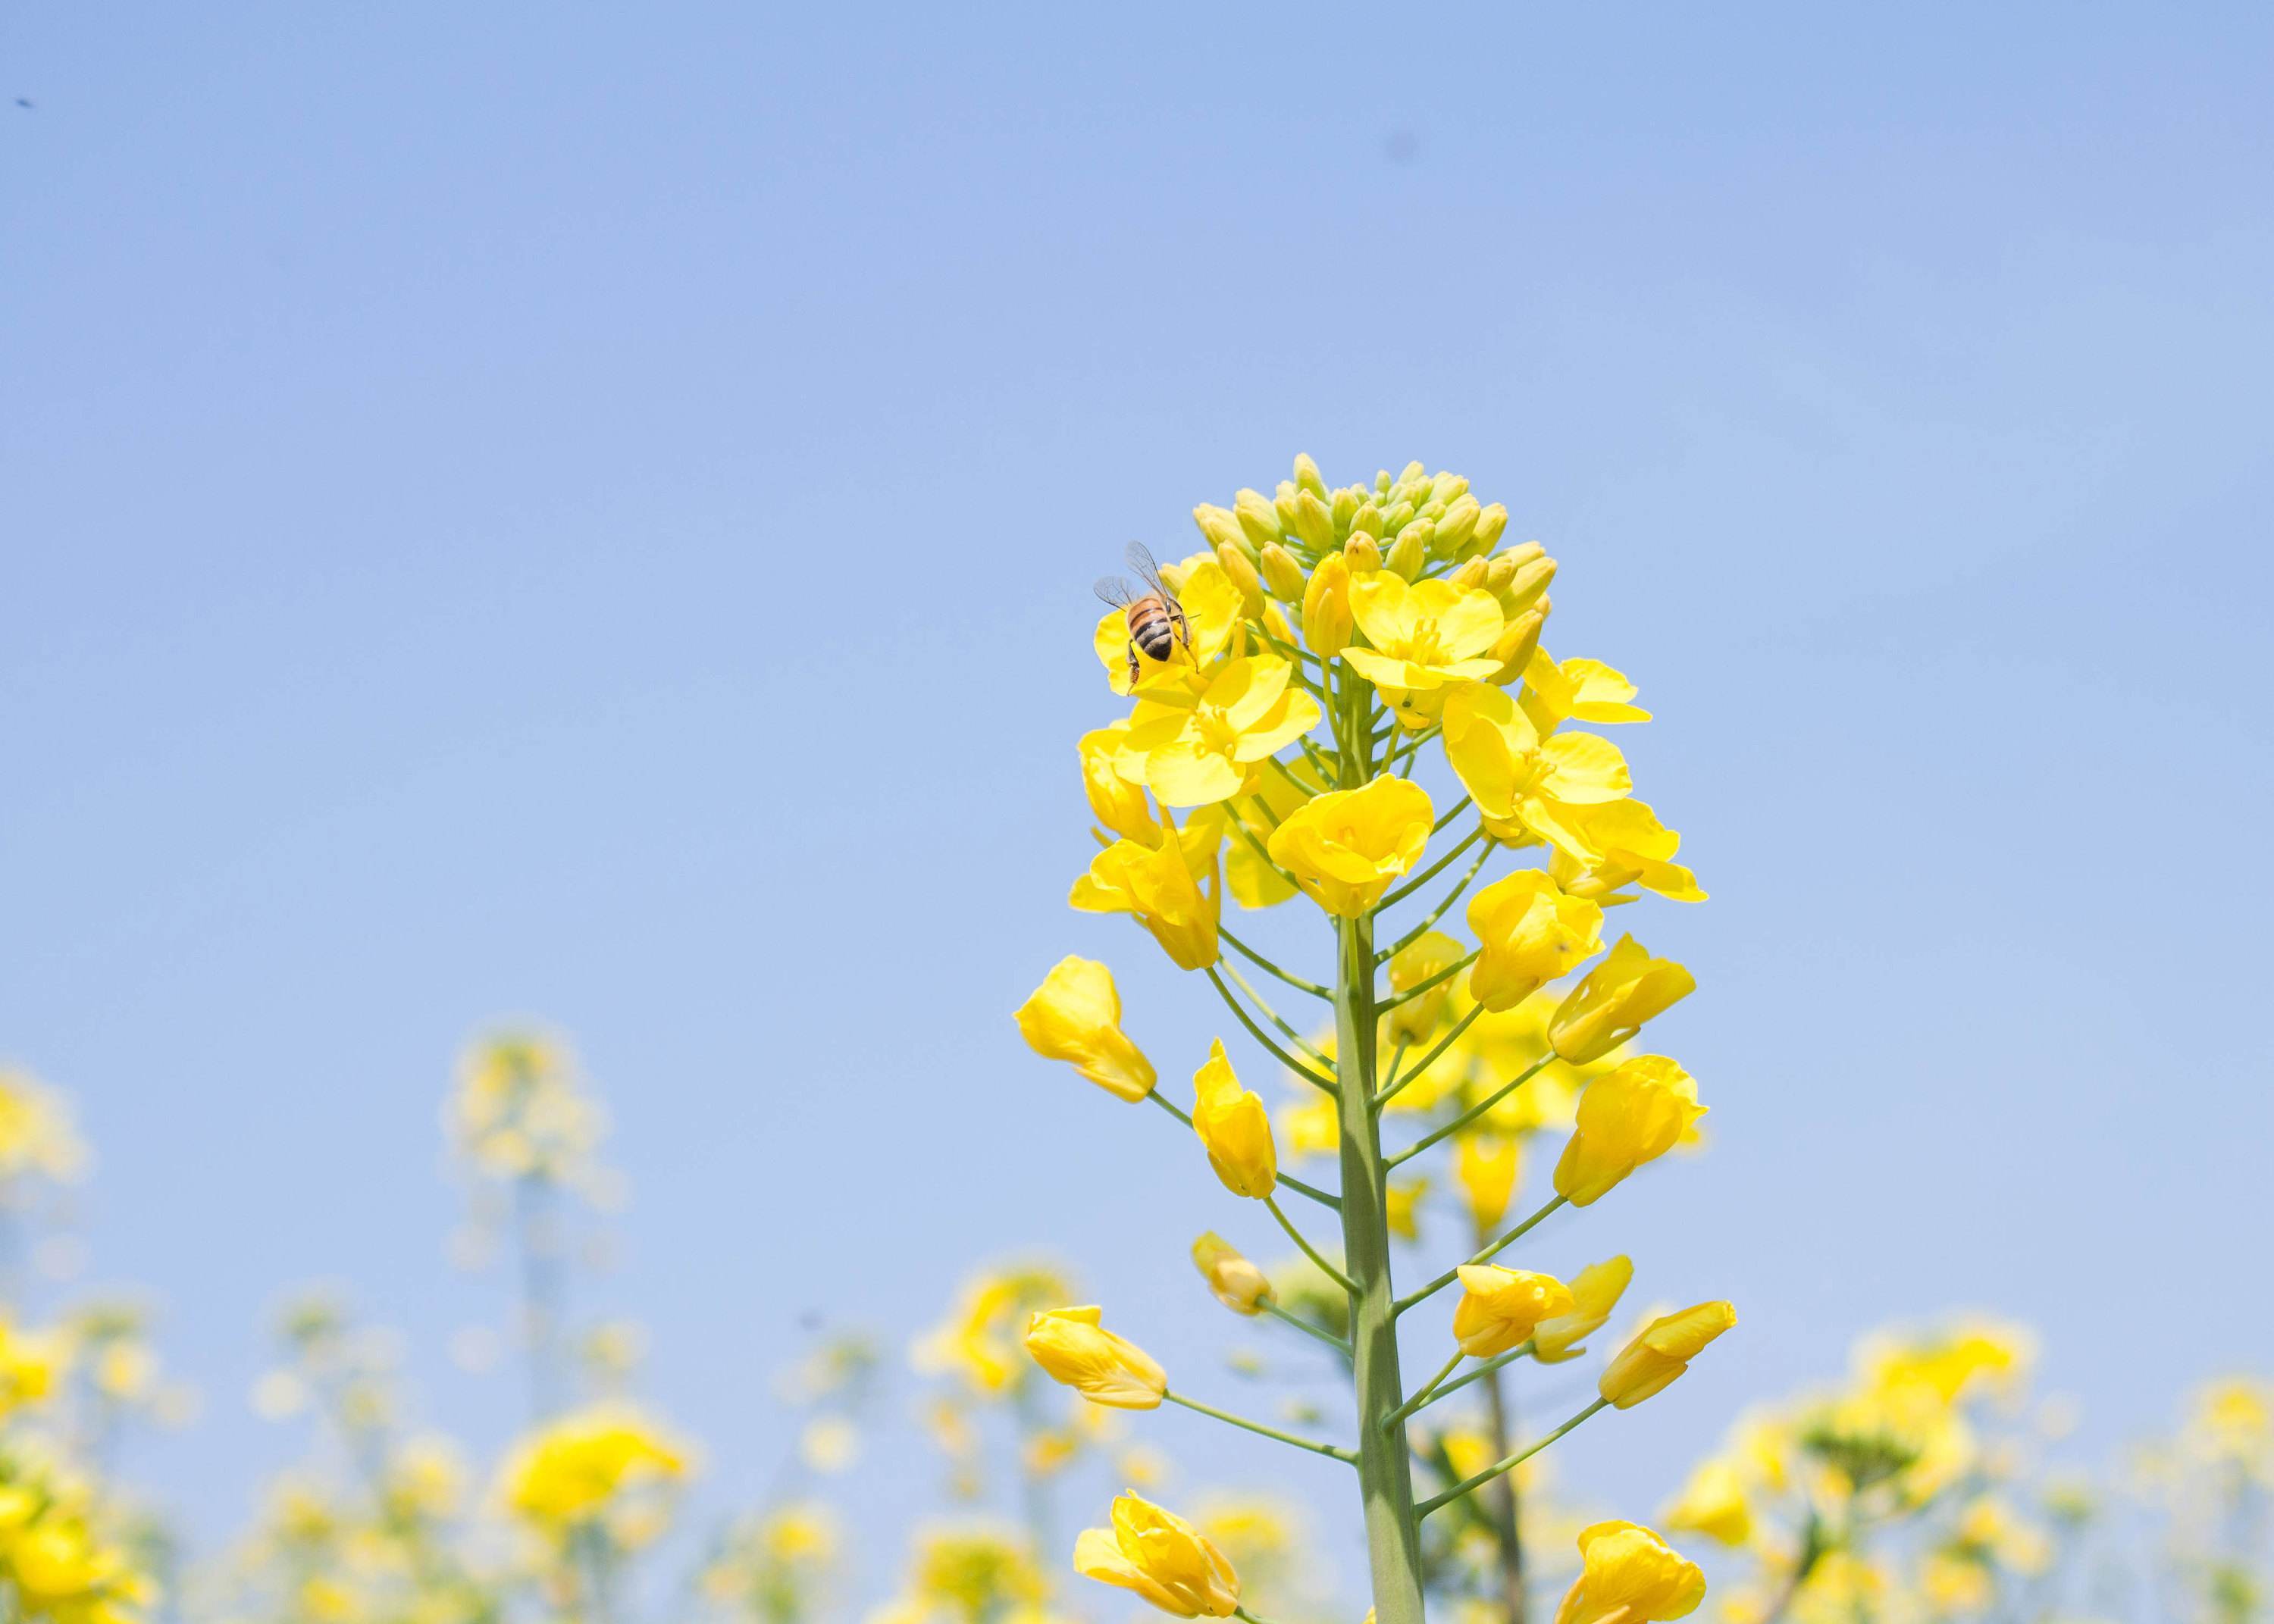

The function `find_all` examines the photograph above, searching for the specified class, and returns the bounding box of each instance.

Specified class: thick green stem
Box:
[1334,909,1428,1624]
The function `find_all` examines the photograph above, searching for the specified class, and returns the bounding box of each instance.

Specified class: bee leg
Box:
[1126,645,1141,687]
[1169,598,1192,649]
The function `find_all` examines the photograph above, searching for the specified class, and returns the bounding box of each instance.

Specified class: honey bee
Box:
[1095,541,1192,684]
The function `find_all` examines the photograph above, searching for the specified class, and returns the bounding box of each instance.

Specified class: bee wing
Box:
[1094,575,1135,608]
[1125,540,1172,598]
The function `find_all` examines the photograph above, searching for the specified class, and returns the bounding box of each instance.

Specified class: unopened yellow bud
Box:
[1330,487,1360,537]
[1492,605,1547,683]
[1342,534,1383,574]
[1484,540,1543,594]
[1397,459,1427,487]
[1380,500,1416,535]
[1599,1303,1736,1409]
[1023,1306,1168,1409]
[1501,555,1557,618]
[1448,556,1489,590]
[1191,1233,1274,1316]
[1193,504,1244,554]
[1234,490,1281,549]
[1258,543,1306,599]
[1349,502,1383,538]
[1454,1132,1520,1233]
[1273,483,1303,536]
[1215,543,1264,615]
[1261,600,1296,646]
[1475,502,1510,550]
[1385,528,1426,581]
[1436,495,1480,556]
[1292,452,1326,498]
[1292,490,1336,549]
[1301,552,1353,656]
[1432,472,1470,505]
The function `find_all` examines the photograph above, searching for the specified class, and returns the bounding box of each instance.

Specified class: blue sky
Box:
[5,0,2271,1601]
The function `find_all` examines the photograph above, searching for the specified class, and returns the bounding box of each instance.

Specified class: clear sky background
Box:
[5,0,2271,1604]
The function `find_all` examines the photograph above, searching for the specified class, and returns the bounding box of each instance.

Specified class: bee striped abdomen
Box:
[1128,597,1178,662]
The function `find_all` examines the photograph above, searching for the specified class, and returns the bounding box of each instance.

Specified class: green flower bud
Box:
[1398,518,1436,562]
[1217,542,1265,612]
[1436,496,1481,556]
[1194,504,1245,554]
[1330,487,1359,537]
[1349,502,1383,538]
[1386,529,1426,580]
[1474,502,1510,551]
[1292,490,1336,549]
[1432,473,1470,505]
[1258,542,1306,600]
[1235,490,1282,549]
[1500,555,1557,617]
[1292,452,1328,499]
[1448,556,1489,590]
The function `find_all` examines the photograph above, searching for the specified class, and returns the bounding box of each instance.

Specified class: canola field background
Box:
[4,5,2271,1622]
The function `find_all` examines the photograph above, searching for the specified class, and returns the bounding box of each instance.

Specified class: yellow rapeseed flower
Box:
[1520,650,1652,731]
[1549,937,1695,1064]
[1121,656,1323,808]
[1552,1521,1706,1624]
[1266,777,1433,918]
[1071,817,1222,971]
[1442,682,1631,862]
[501,1404,688,1535]
[1190,1234,1274,1316]
[1451,1266,1577,1358]
[1015,957,1157,1103]
[1554,1056,1706,1206]
[1081,722,1163,843]
[1467,871,1604,1012]
[1023,1307,1167,1410]
[1342,573,1506,724]
[1190,1040,1276,1198]
[1093,555,1245,699]
[1549,798,1706,905]
[1599,1303,1737,1409]
[1384,931,1467,1047]
[1073,1492,1240,1618]
[1660,1459,1752,1545]
[1533,1255,1634,1363]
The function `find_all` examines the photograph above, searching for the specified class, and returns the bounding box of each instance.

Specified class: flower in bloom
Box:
[1082,722,1163,843]
[1521,650,1653,731]
[1549,937,1695,1064]
[1121,656,1323,808]
[1074,1492,1240,1618]
[1467,871,1605,1012]
[1191,1234,1275,1316]
[1533,1254,1634,1362]
[1549,799,1706,905]
[1599,1303,1737,1409]
[501,1405,690,1537]
[1023,1307,1168,1410]
[1451,1266,1577,1358]
[1551,1521,1706,1624]
[1190,1040,1276,1197]
[1223,767,1319,910]
[1342,573,1506,724]
[1386,1175,1429,1241]
[1071,816,1223,971]
[1453,1132,1519,1233]
[0,1069,88,1184]
[1015,957,1158,1103]
[1441,682,1632,861]
[914,1265,1075,1396]
[1660,1459,1752,1545]
[1554,1056,1706,1206]
[1266,776,1433,918]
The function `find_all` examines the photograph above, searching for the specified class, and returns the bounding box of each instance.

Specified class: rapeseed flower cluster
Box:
[1020,456,1733,1623]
